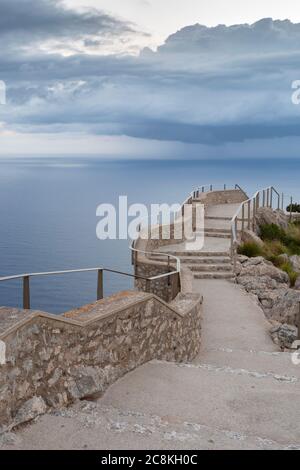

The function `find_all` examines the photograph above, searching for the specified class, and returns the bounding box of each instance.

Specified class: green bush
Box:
[286,203,300,213]
[281,224,300,255]
[239,222,300,287]
[238,242,264,258]
[270,255,285,268]
[280,261,299,287]
[259,223,286,242]
[263,240,287,257]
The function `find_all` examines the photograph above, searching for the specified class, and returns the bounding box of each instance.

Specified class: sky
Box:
[0,0,300,157]
[66,0,300,45]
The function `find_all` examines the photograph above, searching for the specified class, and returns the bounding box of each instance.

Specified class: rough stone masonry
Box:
[0,290,202,432]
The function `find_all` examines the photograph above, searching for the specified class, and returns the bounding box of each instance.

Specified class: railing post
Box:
[281,193,284,211]
[252,198,256,231]
[145,278,151,294]
[233,246,237,282]
[270,188,273,209]
[210,184,213,191]
[224,184,226,190]
[263,190,266,207]
[97,269,104,300]
[298,302,300,341]
[23,276,30,310]
[248,200,251,230]
[290,197,293,222]
[242,204,245,234]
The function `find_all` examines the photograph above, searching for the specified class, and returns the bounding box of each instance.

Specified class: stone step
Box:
[203,227,231,233]
[189,264,233,273]
[98,361,300,448]
[205,216,232,221]
[195,348,300,381]
[196,231,231,239]
[180,256,232,265]
[148,254,232,265]
[152,250,230,257]
[194,272,235,280]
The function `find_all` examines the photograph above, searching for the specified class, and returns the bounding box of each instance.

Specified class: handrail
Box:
[0,267,148,283]
[194,182,244,198]
[231,186,281,245]
[0,266,173,311]
[234,184,248,199]
[131,245,180,276]
[130,183,246,281]
[230,185,281,277]
[0,184,246,311]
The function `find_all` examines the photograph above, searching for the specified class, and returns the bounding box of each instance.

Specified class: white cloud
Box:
[1,3,300,155]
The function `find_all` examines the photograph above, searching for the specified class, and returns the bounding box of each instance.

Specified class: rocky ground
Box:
[236,255,300,349]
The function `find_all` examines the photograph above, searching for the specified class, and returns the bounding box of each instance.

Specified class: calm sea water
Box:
[0,156,299,313]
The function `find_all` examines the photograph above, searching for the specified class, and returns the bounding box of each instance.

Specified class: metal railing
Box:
[230,186,281,275]
[192,183,246,199]
[0,184,248,311]
[131,183,246,274]
[0,266,173,311]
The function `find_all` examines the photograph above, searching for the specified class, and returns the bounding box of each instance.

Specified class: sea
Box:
[0,156,299,313]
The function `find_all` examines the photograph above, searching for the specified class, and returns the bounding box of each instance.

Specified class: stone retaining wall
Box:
[0,291,202,432]
[135,261,180,302]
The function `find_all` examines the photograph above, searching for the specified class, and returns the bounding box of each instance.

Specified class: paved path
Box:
[4,280,299,450]
[2,200,300,450]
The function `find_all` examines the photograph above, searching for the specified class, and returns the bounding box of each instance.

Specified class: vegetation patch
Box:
[238,222,300,287]
[286,203,300,213]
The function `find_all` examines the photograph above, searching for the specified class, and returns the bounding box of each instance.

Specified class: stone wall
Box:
[135,261,180,302]
[133,231,182,302]
[0,290,202,432]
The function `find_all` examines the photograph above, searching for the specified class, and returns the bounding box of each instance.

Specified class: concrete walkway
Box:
[2,199,300,450]
[3,280,299,450]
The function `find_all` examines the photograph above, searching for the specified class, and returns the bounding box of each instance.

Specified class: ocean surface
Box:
[0,156,299,314]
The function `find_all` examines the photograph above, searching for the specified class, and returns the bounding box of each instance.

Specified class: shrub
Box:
[259,223,286,242]
[281,224,300,255]
[280,261,299,287]
[238,242,264,258]
[270,255,285,268]
[286,203,300,213]
[263,240,286,258]
[239,223,300,287]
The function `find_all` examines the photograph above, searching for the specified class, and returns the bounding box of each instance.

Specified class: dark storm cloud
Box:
[1,7,300,146]
[0,0,135,50]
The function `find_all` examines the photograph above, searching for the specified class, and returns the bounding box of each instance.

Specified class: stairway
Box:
[4,279,300,450]
[2,189,300,450]
[149,207,238,280]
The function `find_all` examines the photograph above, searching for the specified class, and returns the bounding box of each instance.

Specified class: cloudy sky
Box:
[0,0,300,157]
